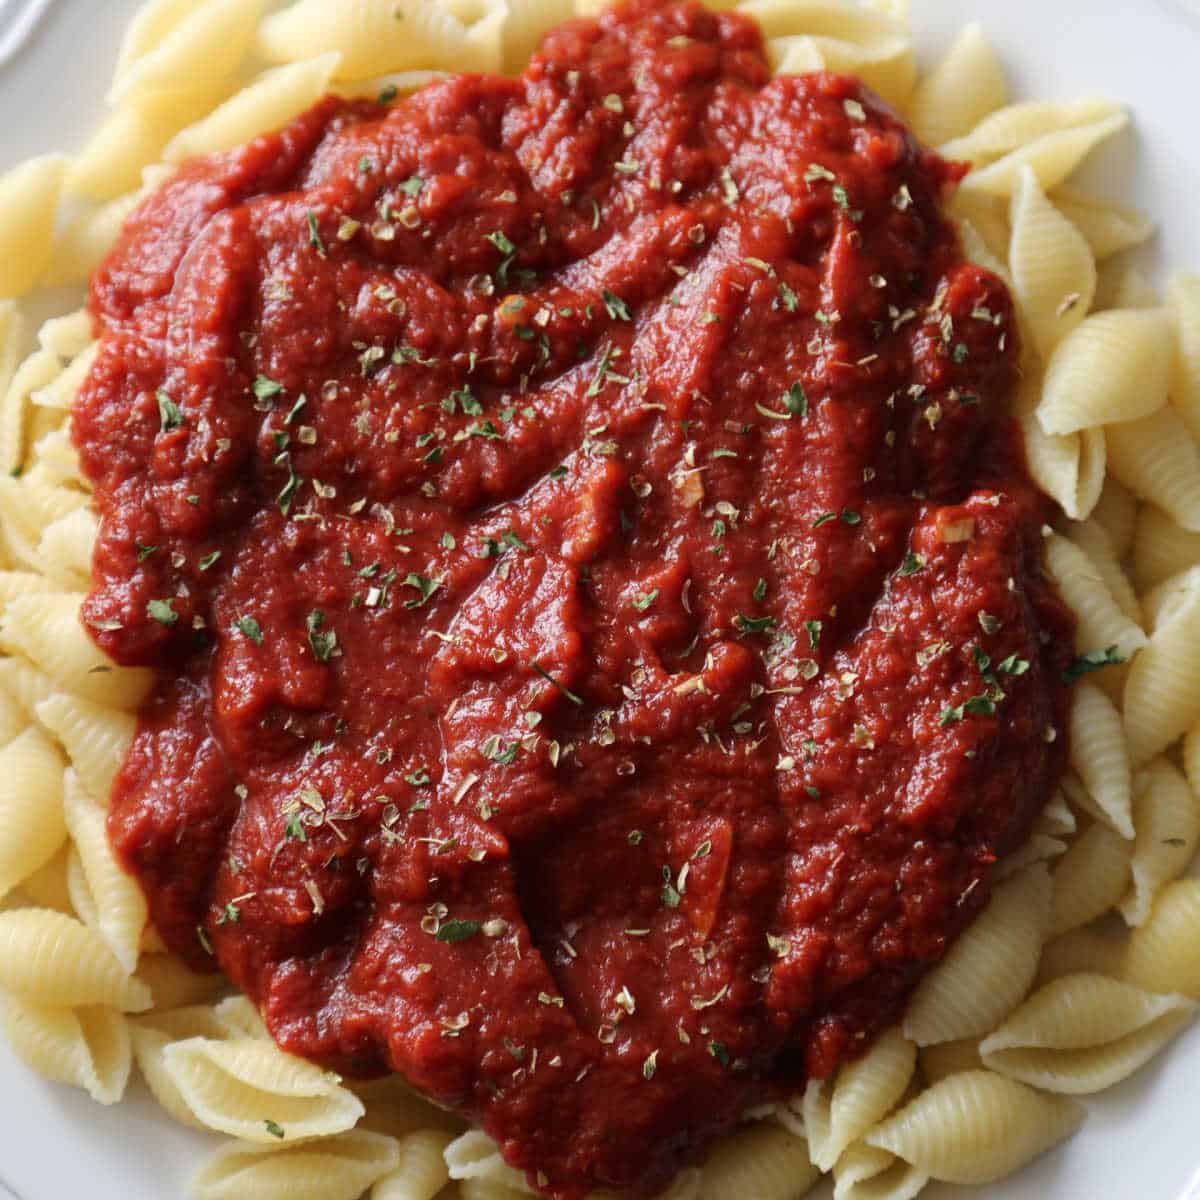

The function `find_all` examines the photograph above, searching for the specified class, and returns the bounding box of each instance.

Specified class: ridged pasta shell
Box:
[804,1026,916,1170]
[369,1129,455,1200]
[695,1121,820,1200]
[213,993,270,1040]
[1106,406,1200,533]
[1133,505,1200,594]
[902,865,1050,1045]
[1049,822,1131,936]
[979,973,1197,1093]
[257,0,468,78]
[0,908,151,1011]
[941,98,1122,161]
[832,1142,928,1200]
[501,0,576,73]
[192,1129,402,1200]
[1066,682,1134,838]
[445,1129,530,1191]
[17,847,74,915]
[1123,880,1200,997]
[1,995,131,1104]
[1067,519,1141,625]
[35,693,135,802]
[1009,167,1096,363]
[0,156,68,300]
[907,23,1006,149]
[917,1037,983,1085]
[1169,273,1200,442]
[1051,187,1155,261]
[0,593,153,709]
[133,953,227,1012]
[37,507,98,591]
[162,1036,365,1143]
[1035,926,1128,988]
[0,726,67,903]
[353,1074,466,1139]
[866,1070,1084,1184]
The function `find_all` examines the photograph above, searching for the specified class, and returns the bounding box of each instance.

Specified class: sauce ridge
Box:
[75,1,1073,1194]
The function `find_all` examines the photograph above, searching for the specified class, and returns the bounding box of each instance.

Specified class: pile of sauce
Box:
[75,1,1072,1194]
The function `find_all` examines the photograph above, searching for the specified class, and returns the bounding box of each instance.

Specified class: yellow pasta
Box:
[0,155,68,300]
[501,0,576,74]
[866,1070,1084,1185]
[0,592,154,709]
[0,908,151,1011]
[1169,273,1200,441]
[1,996,131,1105]
[803,1026,917,1170]
[1122,879,1200,998]
[1066,682,1133,838]
[368,1129,455,1200]
[1013,377,1105,521]
[192,1130,402,1200]
[0,726,67,903]
[1133,505,1200,594]
[1066,519,1139,625]
[165,54,344,164]
[1049,822,1131,937]
[907,24,1006,149]
[832,1141,928,1200]
[257,0,469,78]
[941,98,1122,163]
[0,347,60,475]
[1123,572,1200,765]
[445,1130,532,1192]
[1050,186,1155,261]
[695,1122,820,1200]
[917,1038,983,1085]
[1120,758,1200,926]
[35,692,135,802]
[15,846,74,915]
[162,1035,365,1143]
[213,994,270,1040]
[1037,308,1170,435]
[1106,405,1200,531]
[1044,533,1147,665]
[902,865,1050,1046]
[44,192,144,290]
[979,973,1196,1094]
[1008,167,1096,362]
[1036,925,1128,988]
[133,952,228,1012]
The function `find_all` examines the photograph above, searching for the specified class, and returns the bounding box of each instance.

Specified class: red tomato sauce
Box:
[76,1,1073,1194]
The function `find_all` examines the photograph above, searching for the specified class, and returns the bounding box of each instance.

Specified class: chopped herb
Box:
[501,529,530,552]
[402,573,441,608]
[661,865,681,908]
[487,230,517,283]
[284,395,307,424]
[441,532,456,550]
[898,551,925,576]
[253,375,284,401]
[642,1050,659,1079]
[628,830,644,846]
[305,610,338,662]
[778,281,799,312]
[736,613,777,635]
[437,919,482,944]
[633,589,659,612]
[216,902,241,926]
[753,578,768,603]
[136,541,158,562]
[841,509,862,526]
[147,598,178,626]
[277,459,302,515]
[264,1120,285,1140]
[406,768,432,786]
[602,289,632,321]
[549,465,569,480]
[532,660,584,706]
[812,512,838,529]
[997,654,1030,676]
[804,619,822,650]
[784,382,808,416]
[156,389,182,432]
[1063,646,1125,682]
[378,84,398,103]
[978,611,1001,634]
[708,1041,730,1067]
[399,175,424,197]
[237,616,263,645]
[285,813,307,842]
[198,551,221,571]
[306,210,325,255]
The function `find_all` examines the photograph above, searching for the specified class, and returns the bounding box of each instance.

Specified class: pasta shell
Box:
[501,0,576,73]
[133,952,227,1011]
[0,908,151,1011]
[0,726,67,903]
[1051,187,1155,261]
[1120,759,1200,926]
[917,1038,983,1085]
[1067,682,1134,838]
[213,993,270,1040]
[0,156,68,299]
[1106,406,1200,533]
[1044,534,1147,665]
[257,0,468,78]
[17,847,74,915]
[1066,519,1140,625]
[368,1129,455,1200]
[37,506,98,591]
[695,1121,821,1200]
[1,996,131,1104]
[1090,476,1138,559]
[35,693,136,802]
[941,98,1122,163]
[44,192,144,290]
[1169,273,1200,442]
[131,1022,210,1130]
[1133,505,1200,594]
[1009,167,1096,362]
[907,23,1006,149]
[192,1130,402,1200]
[61,770,147,973]
[0,344,58,476]
[1038,309,1170,435]
[445,1129,530,1191]
[1123,879,1200,997]
[804,1026,917,1170]
[1049,822,1131,936]
[865,1070,1084,1184]
[162,1036,365,1143]
[353,1074,466,1139]
[1123,570,1200,764]
[979,973,1197,1093]
[0,593,154,709]
[1036,925,1128,988]
[832,1142,928,1200]
[902,865,1050,1045]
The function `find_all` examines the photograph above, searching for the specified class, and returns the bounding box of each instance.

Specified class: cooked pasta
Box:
[1066,682,1134,838]
[1106,405,1200,532]
[1120,759,1200,926]
[1048,821,1131,937]
[445,1130,532,1192]
[865,1070,1084,1185]
[34,692,135,801]
[831,1142,928,1200]
[940,97,1123,165]
[162,1035,366,1143]
[191,1129,402,1200]
[1,995,131,1104]
[1089,476,1138,560]
[1169,273,1200,441]
[1066,518,1140,625]
[906,23,1006,150]
[916,1038,983,1085]
[0,155,68,299]
[0,726,66,902]
[1014,391,1105,521]
[803,1026,916,1171]
[694,1122,821,1200]
[1007,166,1096,362]
[1122,880,1200,998]
[369,1130,455,1200]
[978,973,1197,1094]
[902,866,1050,1046]
[1133,505,1200,594]
[1049,187,1155,262]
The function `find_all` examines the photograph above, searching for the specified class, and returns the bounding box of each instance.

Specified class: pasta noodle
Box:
[916,1038,983,1085]
[1048,821,1131,937]
[1066,518,1140,625]
[0,726,66,902]
[907,23,1006,149]
[831,1142,928,1200]
[1122,880,1200,998]
[1133,505,1200,594]
[34,692,135,800]
[1050,187,1155,261]
[902,865,1050,1046]
[369,1130,455,1200]
[865,1070,1084,1185]
[978,973,1197,1094]
[1090,476,1138,560]
[1105,405,1200,532]
[0,155,68,299]
[1066,682,1133,838]
[1169,273,1200,442]
[694,1122,821,1200]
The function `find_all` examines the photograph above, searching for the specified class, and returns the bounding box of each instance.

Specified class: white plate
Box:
[2,2,1199,1198]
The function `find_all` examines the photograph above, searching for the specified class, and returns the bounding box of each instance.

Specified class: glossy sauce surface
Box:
[76,2,1072,1194]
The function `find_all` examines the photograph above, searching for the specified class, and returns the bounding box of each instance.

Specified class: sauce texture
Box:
[77,2,1072,1195]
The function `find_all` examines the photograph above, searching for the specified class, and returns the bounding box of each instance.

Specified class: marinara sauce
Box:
[75,1,1073,1194]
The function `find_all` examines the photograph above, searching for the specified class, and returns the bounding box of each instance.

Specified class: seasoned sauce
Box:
[76,2,1072,1195]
